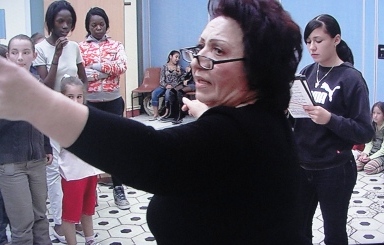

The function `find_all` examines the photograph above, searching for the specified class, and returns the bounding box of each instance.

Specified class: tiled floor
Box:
[313,171,384,245]
[11,114,384,244]
[47,171,384,245]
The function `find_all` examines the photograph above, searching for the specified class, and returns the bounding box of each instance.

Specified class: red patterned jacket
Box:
[79,36,127,99]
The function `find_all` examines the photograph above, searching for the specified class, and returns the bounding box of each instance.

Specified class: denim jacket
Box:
[0,119,52,165]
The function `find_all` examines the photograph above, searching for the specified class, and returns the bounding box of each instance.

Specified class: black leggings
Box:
[87,97,125,187]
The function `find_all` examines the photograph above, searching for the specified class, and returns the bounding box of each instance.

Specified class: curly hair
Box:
[207,0,303,111]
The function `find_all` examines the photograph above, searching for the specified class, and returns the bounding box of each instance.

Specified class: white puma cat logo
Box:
[320,82,340,102]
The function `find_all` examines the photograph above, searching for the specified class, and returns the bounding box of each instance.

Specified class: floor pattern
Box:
[313,171,384,245]
[48,171,384,245]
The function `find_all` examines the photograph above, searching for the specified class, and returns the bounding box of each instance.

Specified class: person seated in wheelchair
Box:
[149,50,188,121]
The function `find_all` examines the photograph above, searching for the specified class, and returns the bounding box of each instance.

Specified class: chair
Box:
[131,67,161,117]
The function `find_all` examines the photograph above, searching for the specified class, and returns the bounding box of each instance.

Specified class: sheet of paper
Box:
[288,77,314,118]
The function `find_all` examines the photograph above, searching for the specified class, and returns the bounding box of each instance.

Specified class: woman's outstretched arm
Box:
[0,57,88,147]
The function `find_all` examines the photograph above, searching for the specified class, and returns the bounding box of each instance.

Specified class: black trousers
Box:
[87,97,125,187]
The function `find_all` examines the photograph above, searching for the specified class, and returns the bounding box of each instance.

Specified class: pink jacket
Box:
[79,36,127,94]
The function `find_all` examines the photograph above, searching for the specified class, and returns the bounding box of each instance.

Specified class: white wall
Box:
[0,0,31,45]
[124,0,140,112]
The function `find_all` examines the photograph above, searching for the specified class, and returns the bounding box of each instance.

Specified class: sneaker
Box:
[85,240,101,245]
[76,230,99,238]
[159,117,173,123]
[113,186,130,210]
[52,226,67,244]
[149,116,159,121]
[75,223,83,237]
[172,119,183,125]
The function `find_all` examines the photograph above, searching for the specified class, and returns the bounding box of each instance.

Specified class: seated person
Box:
[150,50,187,120]
[176,66,195,93]
[356,101,384,174]
[163,67,195,124]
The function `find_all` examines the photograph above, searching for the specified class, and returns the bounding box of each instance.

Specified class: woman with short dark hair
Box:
[0,0,306,244]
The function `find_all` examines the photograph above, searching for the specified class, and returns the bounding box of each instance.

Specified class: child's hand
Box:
[357,153,369,163]
[54,37,68,57]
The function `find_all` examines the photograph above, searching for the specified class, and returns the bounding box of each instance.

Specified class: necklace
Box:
[315,63,334,88]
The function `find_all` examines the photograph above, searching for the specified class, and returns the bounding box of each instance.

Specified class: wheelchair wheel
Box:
[143,94,165,116]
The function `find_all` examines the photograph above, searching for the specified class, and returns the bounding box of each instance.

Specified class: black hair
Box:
[45,0,77,35]
[304,14,354,65]
[30,32,45,45]
[167,50,180,63]
[207,0,303,111]
[8,34,35,52]
[0,44,7,58]
[85,7,110,37]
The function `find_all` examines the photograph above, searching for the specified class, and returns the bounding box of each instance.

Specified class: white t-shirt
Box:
[33,39,83,91]
[59,149,103,181]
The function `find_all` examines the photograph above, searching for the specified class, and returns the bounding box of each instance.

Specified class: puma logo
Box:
[320,82,340,102]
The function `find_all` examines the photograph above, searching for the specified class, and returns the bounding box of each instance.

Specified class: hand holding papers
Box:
[288,75,315,118]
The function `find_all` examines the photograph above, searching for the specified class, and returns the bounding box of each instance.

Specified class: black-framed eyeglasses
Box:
[180,46,245,70]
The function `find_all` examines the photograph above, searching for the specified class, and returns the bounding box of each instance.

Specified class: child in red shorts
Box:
[58,76,103,245]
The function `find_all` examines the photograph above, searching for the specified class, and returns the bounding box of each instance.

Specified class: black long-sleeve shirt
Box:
[68,102,306,244]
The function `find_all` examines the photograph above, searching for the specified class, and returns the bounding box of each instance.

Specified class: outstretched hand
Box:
[0,56,89,148]
[0,57,42,121]
[182,97,209,119]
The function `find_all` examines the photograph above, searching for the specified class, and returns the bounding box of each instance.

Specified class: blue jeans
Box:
[299,159,357,245]
[151,87,173,107]
[0,190,8,245]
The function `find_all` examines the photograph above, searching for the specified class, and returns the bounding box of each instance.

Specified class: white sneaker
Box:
[52,227,67,244]
[85,239,101,245]
[113,186,130,210]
